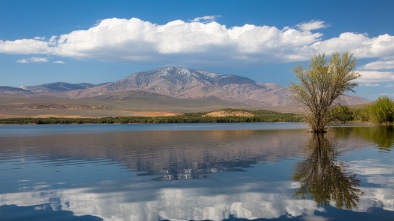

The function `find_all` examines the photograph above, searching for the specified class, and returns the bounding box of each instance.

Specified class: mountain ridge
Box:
[1,67,370,107]
[22,82,98,93]
[63,67,295,106]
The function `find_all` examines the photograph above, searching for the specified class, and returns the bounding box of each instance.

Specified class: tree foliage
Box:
[354,96,394,125]
[289,52,360,133]
[368,96,394,124]
[329,105,354,123]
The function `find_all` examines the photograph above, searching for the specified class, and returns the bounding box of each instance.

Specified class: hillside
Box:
[22,82,97,93]
[0,67,371,118]
[67,67,369,107]
[0,86,32,95]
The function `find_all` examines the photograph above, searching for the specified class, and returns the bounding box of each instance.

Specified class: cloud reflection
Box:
[1,126,394,220]
[0,180,323,221]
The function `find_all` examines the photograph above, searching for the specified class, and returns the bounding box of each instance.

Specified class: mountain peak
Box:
[134,67,221,82]
[2,67,370,107]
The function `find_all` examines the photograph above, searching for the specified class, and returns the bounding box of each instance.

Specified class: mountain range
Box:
[1,67,370,107]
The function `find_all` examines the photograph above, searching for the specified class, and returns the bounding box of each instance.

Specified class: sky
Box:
[1,0,394,100]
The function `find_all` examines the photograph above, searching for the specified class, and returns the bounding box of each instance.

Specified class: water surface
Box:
[0,123,393,221]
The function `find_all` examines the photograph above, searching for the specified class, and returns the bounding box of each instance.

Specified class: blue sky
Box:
[1,0,394,100]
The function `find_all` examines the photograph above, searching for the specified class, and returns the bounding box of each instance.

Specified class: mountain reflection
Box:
[2,125,394,221]
[293,134,363,209]
[1,129,310,181]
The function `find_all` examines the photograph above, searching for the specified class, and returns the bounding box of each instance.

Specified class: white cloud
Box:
[0,39,53,54]
[296,20,328,31]
[309,33,394,59]
[1,17,394,65]
[16,58,29,63]
[364,57,394,70]
[47,17,325,63]
[356,71,394,83]
[53,60,65,64]
[16,57,48,63]
[360,83,380,87]
[386,84,394,87]
[190,15,220,23]
[33,36,46,41]
[30,57,48,62]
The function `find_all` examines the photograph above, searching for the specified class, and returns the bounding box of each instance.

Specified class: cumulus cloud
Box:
[358,57,394,84]
[16,58,29,63]
[190,15,220,23]
[360,83,380,87]
[1,17,394,65]
[0,39,53,54]
[356,71,394,83]
[364,57,394,70]
[33,36,46,41]
[16,57,48,63]
[30,57,48,62]
[296,20,328,31]
[308,33,394,60]
[47,17,326,63]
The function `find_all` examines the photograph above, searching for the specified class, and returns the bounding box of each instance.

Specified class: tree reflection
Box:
[293,134,363,209]
[332,125,394,151]
[354,126,394,151]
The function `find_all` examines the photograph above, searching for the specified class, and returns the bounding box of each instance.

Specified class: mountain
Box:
[21,82,98,93]
[0,86,32,95]
[0,67,370,109]
[67,67,370,107]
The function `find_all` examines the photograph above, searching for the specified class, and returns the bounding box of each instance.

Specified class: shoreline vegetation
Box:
[0,109,304,124]
[1,105,392,125]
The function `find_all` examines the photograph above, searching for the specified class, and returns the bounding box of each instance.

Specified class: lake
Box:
[0,123,393,221]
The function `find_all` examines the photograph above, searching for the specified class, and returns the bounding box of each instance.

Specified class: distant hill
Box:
[67,67,370,107]
[0,86,32,95]
[21,82,98,93]
[1,67,371,108]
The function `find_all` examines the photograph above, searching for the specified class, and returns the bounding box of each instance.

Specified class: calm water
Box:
[0,123,393,221]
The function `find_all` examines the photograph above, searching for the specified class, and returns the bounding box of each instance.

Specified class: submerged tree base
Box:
[309,129,328,133]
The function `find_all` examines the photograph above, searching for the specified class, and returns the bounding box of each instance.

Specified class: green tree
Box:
[289,52,360,133]
[368,96,394,125]
[329,105,354,124]
[352,107,370,122]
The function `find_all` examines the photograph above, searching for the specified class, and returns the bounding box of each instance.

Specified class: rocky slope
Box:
[67,67,369,107]
[0,67,370,107]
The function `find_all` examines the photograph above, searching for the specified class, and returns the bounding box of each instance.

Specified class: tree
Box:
[329,105,353,124]
[368,96,394,125]
[289,52,360,133]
